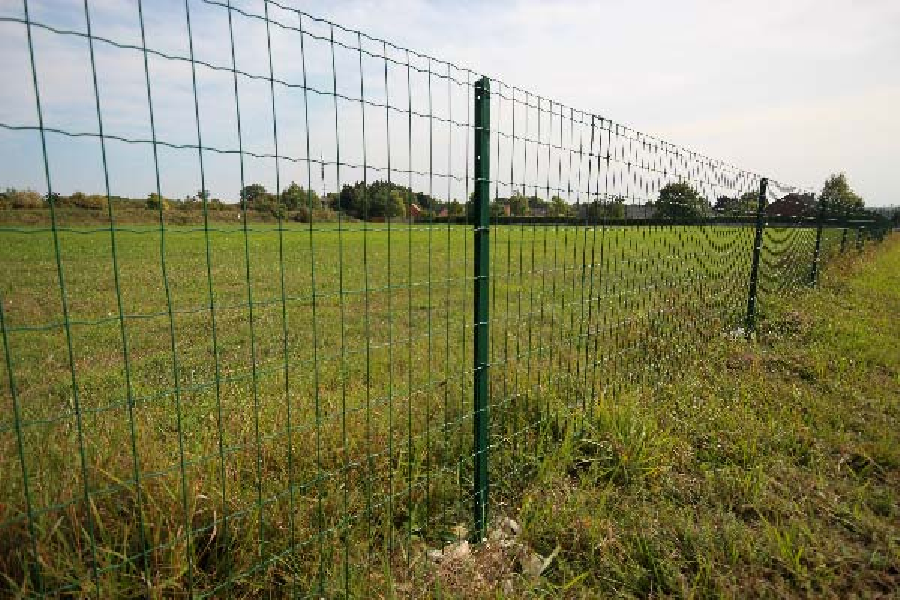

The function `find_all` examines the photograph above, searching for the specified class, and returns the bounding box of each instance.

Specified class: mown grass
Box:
[0,217,865,597]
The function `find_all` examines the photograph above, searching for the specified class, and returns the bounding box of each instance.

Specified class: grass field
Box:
[503,234,900,598]
[0,219,858,596]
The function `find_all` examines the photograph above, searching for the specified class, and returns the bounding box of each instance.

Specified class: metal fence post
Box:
[856,226,863,251]
[472,76,491,541]
[840,226,848,254]
[810,197,825,285]
[745,177,767,340]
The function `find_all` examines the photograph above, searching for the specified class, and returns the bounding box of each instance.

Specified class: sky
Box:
[1,0,898,206]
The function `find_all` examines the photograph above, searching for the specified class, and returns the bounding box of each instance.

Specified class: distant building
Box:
[574,202,654,221]
[624,204,655,219]
[408,203,424,219]
[526,196,547,217]
[869,206,898,219]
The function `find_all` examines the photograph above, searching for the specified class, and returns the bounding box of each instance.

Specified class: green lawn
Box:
[0,219,861,597]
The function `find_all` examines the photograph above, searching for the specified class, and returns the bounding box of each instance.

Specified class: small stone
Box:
[502,517,521,537]
[450,540,470,560]
[521,552,545,578]
[521,545,560,578]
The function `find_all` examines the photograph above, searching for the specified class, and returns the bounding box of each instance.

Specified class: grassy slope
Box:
[484,236,900,598]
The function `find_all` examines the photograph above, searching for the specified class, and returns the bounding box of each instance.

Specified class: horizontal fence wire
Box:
[0,0,891,597]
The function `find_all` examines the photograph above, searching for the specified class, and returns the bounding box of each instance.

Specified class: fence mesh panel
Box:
[0,0,889,597]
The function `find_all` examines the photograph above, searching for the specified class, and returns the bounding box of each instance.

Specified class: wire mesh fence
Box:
[0,0,892,597]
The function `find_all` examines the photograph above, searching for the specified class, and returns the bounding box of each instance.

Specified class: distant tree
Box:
[197,189,210,202]
[655,182,706,221]
[282,181,319,210]
[819,173,864,218]
[549,195,573,218]
[369,181,396,218]
[585,200,602,221]
[240,183,268,206]
[508,193,529,216]
[336,182,363,214]
[465,198,476,221]
[353,180,414,219]
[254,195,279,213]
[447,200,464,217]
[490,198,507,218]
[585,196,625,221]
[385,189,406,219]
[714,191,757,217]
[607,196,626,219]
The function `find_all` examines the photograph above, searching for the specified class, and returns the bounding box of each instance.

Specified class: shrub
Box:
[145,193,171,211]
[66,192,107,210]
[2,188,44,209]
[291,207,311,223]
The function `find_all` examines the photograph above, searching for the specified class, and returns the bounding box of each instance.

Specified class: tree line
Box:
[2,172,892,225]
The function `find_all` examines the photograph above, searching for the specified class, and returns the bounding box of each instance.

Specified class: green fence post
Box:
[840,226,848,254]
[473,76,491,541]
[856,226,863,251]
[810,197,825,285]
[745,177,767,340]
